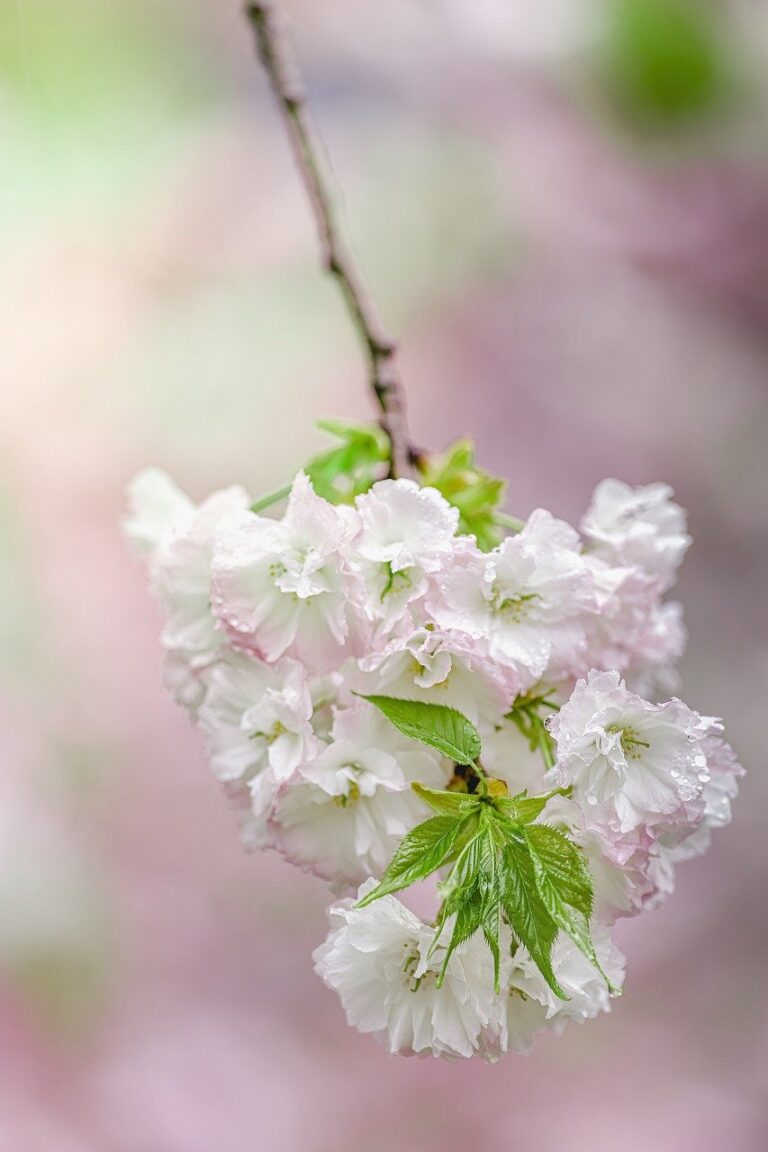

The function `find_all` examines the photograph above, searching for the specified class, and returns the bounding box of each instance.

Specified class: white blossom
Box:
[511,924,626,1026]
[350,479,459,628]
[211,472,363,673]
[480,720,549,797]
[124,467,195,555]
[355,624,511,724]
[548,670,707,834]
[580,479,690,592]
[271,706,446,889]
[197,650,316,784]
[429,510,595,693]
[126,461,741,1062]
[314,881,499,1059]
[482,923,626,1057]
[125,469,250,708]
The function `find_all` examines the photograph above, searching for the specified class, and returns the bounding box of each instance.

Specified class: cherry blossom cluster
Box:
[126,464,742,1060]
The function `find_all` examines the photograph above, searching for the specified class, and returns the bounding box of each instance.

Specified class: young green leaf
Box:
[359,695,482,765]
[523,824,618,992]
[480,892,502,993]
[433,828,487,982]
[416,438,508,551]
[412,782,480,816]
[476,816,504,990]
[508,698,558,769]
[438,827,485,902]
[355,813,472,907]
[502,838,567,1000]
[305,419,390,504]
[436,884,483,986]
[524,824,593,919]
[497,786,572,825]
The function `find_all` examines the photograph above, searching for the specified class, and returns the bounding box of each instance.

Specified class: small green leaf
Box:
[498,786,572,825]
[433,826,488,981]
[438,829,485,903]
[502,838,567,1000]
[417,438,508,551]
[481,896,501,993]
[477,817,504,990]
[356,813,471,907]
[437,886,483,985]
[412,782,480,816]
[524,824,593,919]
[507,694,559,770]
[359,695,482,765]
[523,824,616,993]
[305,419,390,504]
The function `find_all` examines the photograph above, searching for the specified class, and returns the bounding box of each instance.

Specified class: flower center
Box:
[492,588,539,623]
[333,781,361,807]
[610,724,651,761]
[380,563,413,601]
[402,947,432,992]
[250,720,285,745]
[333,763,365,807]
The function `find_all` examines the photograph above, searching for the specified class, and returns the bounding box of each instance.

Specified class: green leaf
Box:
[480,895,501,993]
[356,813,471,907]
[600,0,732,129]
[502,838,567,1000]
[523,824,616,993]
[305,419,390,504]
[524,824,593,919]
[417,438,508,551]
[434,827,487,982]
[477,816,504,990]
[359,695,482,765]
[497,786,572,825]
[438,828,485,904]
[507,695,559,770]
[412,782,480,816]
[437,885,483,985]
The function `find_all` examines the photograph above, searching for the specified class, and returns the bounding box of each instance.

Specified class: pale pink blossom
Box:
[197,650,316,784]
[429,510,595,693]
[314,880,499,1059]
[511,923,625,1025]
[624,599,687,699]
[482,923,625,1057]
[350,480,459,628]
[125,469,251,708]
[126,462,741,1062]
[271,704,447,889]
[667,720,743,862]
[580,479,690,592]
[355,624,512,723]
[541,793,662,920]
[211,473,363,672]
[548,670,707,834]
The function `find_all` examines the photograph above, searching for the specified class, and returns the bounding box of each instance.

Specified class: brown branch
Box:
[245,1,414,479]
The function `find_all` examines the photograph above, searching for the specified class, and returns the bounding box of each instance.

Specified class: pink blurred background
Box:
[1,1,767,1148]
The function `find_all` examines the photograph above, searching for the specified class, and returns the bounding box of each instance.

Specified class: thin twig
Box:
[244,1,414,478]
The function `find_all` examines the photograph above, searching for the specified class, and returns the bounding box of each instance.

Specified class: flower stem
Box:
[495,511,526,534]
[250,483,293,513]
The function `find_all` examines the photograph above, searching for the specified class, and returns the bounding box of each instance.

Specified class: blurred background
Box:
[1,0,767,1148]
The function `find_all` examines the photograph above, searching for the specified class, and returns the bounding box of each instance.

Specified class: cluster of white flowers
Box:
[126,467,742,1060]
